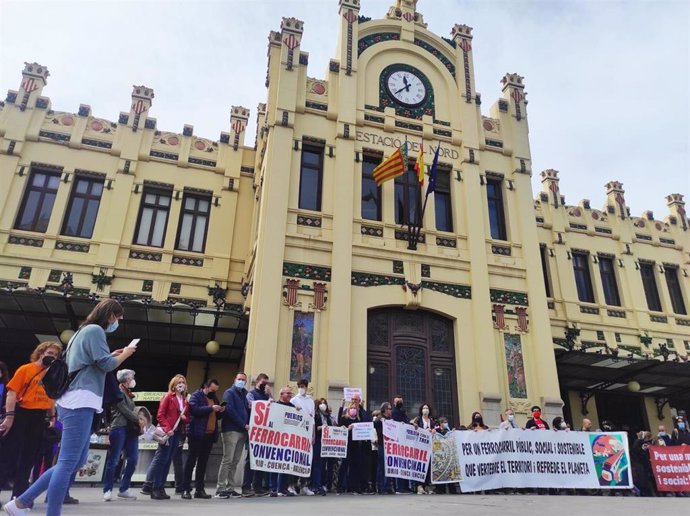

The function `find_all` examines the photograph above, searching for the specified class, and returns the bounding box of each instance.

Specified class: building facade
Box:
[0,0,688,431]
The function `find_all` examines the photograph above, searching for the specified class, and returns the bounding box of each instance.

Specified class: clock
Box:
[385,68,427,108]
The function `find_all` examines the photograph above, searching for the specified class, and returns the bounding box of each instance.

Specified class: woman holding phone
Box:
[4,299,136,516]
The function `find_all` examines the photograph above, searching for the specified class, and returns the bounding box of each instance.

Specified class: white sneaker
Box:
[103,490,112,502]
[302,486,315,496]
[117,490,137,500]
[3,499,30,515]
[287,486,298,496]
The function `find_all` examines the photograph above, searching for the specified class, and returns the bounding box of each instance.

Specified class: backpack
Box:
[40,328,83,400]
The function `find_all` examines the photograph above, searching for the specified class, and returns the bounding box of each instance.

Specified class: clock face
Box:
[386,69,427,107]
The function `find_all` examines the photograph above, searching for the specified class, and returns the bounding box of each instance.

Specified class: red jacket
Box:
[157,392,189,434]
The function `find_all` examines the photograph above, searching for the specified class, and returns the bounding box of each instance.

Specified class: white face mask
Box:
[422,408,429,416]
[176,383,186,393]
[508,414,515,421]
[298,388,306,396]
[319,403,327,412]
[128,379,136,389]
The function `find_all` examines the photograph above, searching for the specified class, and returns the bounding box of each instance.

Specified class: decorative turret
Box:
[540,169,561,208]
[501,73,527,122]
[666,193,687,231]
[230,106,249,151]
[605,181,627,219]
[280,17,304,71]
[127,85,154,132]
[452,24,475,103]
[338,0,361,76]
[18,62,49,111]
[386,0,426,27]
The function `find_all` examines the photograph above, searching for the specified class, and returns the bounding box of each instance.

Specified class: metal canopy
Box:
[0,289,248,366]
[555,349,690,402]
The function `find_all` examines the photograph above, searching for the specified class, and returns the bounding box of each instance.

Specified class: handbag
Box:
[152,410,183,446]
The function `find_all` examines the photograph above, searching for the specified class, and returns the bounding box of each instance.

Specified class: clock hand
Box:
[394,85,411,94]
[403,75,409,87]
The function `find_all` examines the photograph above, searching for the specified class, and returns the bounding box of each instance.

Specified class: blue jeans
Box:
[269,473,287,492]
[147,433,180,489]
[102,426,139,493]
[18,406,95,516]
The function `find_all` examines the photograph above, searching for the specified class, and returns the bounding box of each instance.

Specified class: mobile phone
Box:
[127,339,140,348]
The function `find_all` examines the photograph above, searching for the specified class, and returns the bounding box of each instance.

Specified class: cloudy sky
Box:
[1,0,687,217]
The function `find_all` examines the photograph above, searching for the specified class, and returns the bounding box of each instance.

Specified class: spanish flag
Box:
[414,143,425,185]
[373,142,408,186]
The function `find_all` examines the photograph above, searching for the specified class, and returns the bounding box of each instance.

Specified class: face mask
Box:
[422,408,429,416]
[319,403,327,412]
[679,423,686,430]
[298,388,306,396]
[176,383,185,393]
[508,414,515,422]
[349,408,357,418]
[533,411,541,419]
[442,423,449,430]
[235,380,246,390]
[396,401,403,409]
[128,379,136,389]
[105,319,119,333]
[42,355,56,367]
[559,422,567,430]
[659,431,666,437]
[258,383,266,392]
[602,425,612,431]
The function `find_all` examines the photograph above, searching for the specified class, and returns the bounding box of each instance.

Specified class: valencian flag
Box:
[373,142,408,186]
[414,143,425,185]
[425,144,440,197]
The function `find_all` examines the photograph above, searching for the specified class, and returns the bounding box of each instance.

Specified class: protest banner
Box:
[321,426,348,459]
[248,400,314,477]
[343,387,362,402]
[649,445,690,492]
[383,419,432,482]
[352,422,375,441]
[431,432,462,484]
[456,429,632,492]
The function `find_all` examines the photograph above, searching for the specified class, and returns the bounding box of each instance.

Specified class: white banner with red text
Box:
[383,420,432,482]
[455,429,632,492]
[248,400,314,477]
[320,426,348,458]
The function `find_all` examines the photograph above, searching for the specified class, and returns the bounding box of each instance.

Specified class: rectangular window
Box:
[394,167,421,226]
[486,177,507,240]
[361,157,381,221]
[298,146,323,211]
[134,188,171,247]
[664,265,686,315]
[14,170,61,233]
[572,251,595,303]
[434,170,452,232]
[540,245,552,297]
[640,262,662,312]
[598,256,621,306]
[61,176,104,238]
[175,194,211,252]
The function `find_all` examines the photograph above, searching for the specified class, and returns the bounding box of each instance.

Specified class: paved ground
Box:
[4,488,689,516]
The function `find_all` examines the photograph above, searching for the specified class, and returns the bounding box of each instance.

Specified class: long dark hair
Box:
[418,402,432,419]
[81,299,124,329]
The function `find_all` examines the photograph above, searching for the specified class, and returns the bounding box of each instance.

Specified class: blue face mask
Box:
[105,319,119,333]
[235,380,246,390]
[679,422,686,430]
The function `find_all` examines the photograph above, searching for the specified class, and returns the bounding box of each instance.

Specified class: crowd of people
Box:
[1,299,689,514]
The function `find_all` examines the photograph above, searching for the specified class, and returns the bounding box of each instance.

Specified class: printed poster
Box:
[248,400,314,477]
[320,426,348,459]
[351,422,375,441]
[648,445,690,492]
[431,432,462,484]
[383,419,432,482]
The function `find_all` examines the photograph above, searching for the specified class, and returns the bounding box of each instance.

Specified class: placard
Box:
[383,419,432,482]
[343,387,362,402]
[649,445,690,492]
[248,400,314,477]
[321,426,348,458]
[351,422,375,441]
